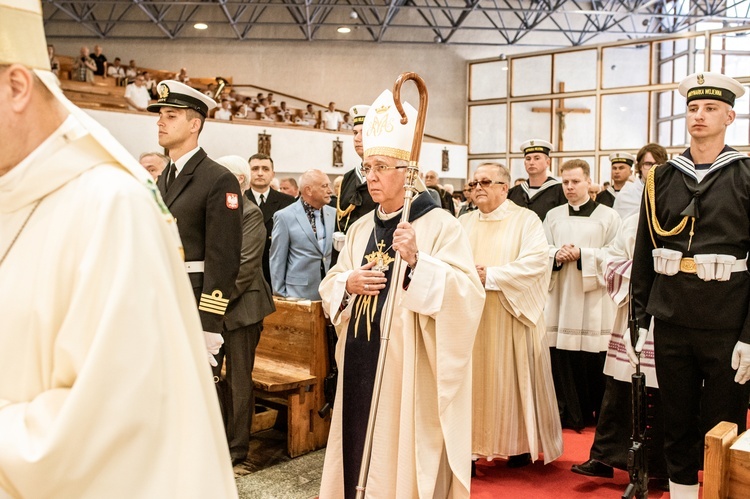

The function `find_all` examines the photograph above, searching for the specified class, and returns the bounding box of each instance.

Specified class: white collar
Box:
[478,199,511,221]
[569,196,591,211]
[172,146,200,175]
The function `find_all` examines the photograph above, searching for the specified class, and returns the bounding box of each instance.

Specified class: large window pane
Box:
[601,93,649,149]
[470,61,508,101]
[469,104,506,154]
[560,96,596,151]
[511,55,552,97]
[602,45,650,88]
[510,100,552,153]
[658,121,672,146]
[673,118,687,147]
[554,50,597,92]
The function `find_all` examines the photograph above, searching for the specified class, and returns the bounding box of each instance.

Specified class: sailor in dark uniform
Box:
[148,80,243,366]
[596,152,635,208]
[631,72,750,499]
[507,139,567,220]
[335,104,377,236]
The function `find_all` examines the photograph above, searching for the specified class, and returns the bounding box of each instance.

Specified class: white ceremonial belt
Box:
[185,261,205,273]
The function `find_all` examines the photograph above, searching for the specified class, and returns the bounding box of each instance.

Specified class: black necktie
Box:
[165,162,176,191]
[259,193,265,208]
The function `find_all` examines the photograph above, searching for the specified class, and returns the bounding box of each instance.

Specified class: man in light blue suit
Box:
[270,169,336,300]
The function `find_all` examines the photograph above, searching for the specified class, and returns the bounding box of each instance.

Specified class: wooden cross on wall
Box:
[531,82,591,152]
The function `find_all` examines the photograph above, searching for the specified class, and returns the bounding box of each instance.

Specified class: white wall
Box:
[84,108,468,179]
[50,37,468,144]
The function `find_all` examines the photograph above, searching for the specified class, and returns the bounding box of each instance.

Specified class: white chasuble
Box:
[319,204,485,499]
[460,201,563,464]
[0,117,237,498]
[543,203,621,353]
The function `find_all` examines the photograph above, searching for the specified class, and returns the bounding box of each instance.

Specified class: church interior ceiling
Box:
[43,0,750,48]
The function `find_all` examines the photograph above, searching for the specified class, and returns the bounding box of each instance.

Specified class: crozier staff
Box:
[318,85,485,499]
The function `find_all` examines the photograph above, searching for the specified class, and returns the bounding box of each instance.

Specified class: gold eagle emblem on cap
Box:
[159,84,170,100]
[530,140,535,146]
[697,74,705,85]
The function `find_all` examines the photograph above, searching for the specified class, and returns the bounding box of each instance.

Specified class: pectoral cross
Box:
[367,240,395,273]
[531,82,591,152]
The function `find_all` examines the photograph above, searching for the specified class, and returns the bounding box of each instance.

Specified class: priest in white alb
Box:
[543,159,621,431]
[460,162,562,470]
[0,2,237,497]
[318,88,485,499]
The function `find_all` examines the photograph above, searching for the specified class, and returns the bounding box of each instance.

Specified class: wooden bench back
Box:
[257,299,329,380]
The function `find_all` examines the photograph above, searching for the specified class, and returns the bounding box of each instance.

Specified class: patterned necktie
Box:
[303,202,318,236]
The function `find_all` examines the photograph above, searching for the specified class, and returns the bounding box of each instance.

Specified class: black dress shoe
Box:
[231,456,245,467]
[471,461,477,477]
[571,459,614,478]
[507,453,531,468]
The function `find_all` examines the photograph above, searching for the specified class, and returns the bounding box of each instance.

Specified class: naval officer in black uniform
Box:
[596,152,634,208]
[148,80,243,366]
[507,139,567,221]
[335,104,377,236]
[631,72,750,499]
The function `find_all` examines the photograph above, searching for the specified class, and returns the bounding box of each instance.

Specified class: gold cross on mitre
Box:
[366,240,394,272]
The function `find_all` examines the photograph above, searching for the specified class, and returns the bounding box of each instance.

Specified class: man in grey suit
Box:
[270,169,336,300]
[215,155,276,466]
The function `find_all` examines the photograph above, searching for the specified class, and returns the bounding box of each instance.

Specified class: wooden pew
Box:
[253,298,331,457]
[704,421,750,498]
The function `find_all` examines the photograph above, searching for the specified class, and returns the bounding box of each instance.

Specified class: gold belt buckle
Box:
[680,257,697,274]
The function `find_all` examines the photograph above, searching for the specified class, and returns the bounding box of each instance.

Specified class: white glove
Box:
[731,341,750,384]
[204,331,224,368]
[625,328,648,368]
[207,351,218,368]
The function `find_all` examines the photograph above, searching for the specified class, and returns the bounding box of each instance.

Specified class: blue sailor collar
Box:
[668,145,747,181]
[521,176,561,196]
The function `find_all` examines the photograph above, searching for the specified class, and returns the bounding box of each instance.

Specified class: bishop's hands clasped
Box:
[346,260,387,296]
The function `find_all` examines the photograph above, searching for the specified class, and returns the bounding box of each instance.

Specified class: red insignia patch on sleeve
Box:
[226,193,239,210]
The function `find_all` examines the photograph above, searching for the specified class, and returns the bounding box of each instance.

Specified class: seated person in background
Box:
[124,73,151,112]
[142,71,158,99]
[73,46,96,83]
[303,103,317,126]
[107,57,126,84]
[204,82,216,99]
[260,107,275,122]
[176,67,189,84]
[252,92,264,104]
[340,112,353,130]
[138,152,170,180]
[277,101,292,122]
[266,92,276,106]
[125,59,138,81]
[235,97,252,118]
[214,99,233,121]
[254,98,268,114]
[514,178,526,187]
[270,170,335,300]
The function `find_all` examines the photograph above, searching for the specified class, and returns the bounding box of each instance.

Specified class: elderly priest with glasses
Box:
[318,89,485,499]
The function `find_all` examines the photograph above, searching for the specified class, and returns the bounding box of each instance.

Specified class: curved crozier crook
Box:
[392,72,429,165]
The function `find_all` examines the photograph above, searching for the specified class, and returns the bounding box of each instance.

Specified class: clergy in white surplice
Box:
[543,159,621,430]
[460,163,563,468]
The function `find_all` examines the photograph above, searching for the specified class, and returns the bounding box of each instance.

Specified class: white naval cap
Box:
[362,90,417,161]
[678,72,746,107]
[349,104,370,127]
[147,80,217,117]
[609,152,635,167]
[520,139,553,156]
